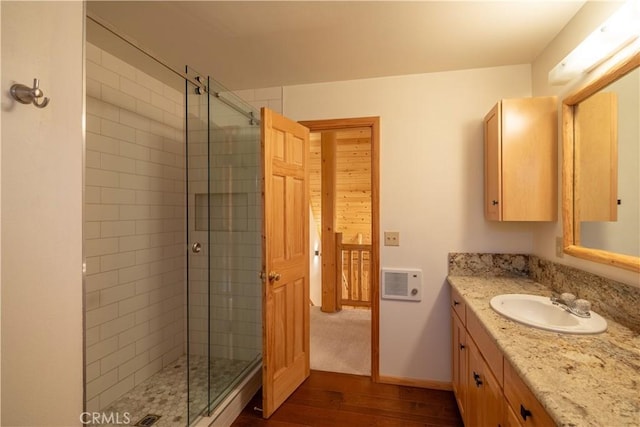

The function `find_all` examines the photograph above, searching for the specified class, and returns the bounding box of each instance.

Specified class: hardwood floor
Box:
[231,370,464,426]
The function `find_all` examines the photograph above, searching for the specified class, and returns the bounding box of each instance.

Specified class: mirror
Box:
[562,52,640,272]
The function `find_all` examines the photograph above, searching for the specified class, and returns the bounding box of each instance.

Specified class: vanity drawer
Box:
[466,307,503,385]
[504,358,555,427]
[451,287,466,324]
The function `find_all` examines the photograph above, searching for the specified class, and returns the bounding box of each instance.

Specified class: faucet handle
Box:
[574,299,591,315]
[561,293,576,306]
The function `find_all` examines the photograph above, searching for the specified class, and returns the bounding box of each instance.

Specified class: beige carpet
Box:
[310,306,371,376]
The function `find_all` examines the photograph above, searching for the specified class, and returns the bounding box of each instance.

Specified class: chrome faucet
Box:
[551,292,591,318]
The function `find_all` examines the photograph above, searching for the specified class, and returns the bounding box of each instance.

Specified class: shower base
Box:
[93,355,254,427]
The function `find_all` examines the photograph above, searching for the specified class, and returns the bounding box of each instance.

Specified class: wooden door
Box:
[261,108,311,418]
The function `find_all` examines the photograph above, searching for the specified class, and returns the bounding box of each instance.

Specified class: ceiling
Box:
[86,1,592,91]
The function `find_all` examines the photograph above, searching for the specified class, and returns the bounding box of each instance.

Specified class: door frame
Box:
[298,116,380,382]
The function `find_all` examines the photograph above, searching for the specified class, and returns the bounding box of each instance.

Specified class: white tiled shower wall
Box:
[84,42,186,411]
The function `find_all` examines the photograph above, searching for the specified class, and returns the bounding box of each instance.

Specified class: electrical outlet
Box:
[555,236,564,258]
[384,231,400,246]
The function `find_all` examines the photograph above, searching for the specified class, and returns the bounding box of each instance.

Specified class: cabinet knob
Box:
[492,200,499,206]
[459,343,465,350]
[520,404,532,421]
[473,371,483,387]
[453,300,460,306]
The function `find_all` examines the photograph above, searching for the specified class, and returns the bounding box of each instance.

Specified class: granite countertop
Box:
[448,275,640,427]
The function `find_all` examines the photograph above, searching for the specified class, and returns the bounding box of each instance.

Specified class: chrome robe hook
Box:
[10,78,50,108]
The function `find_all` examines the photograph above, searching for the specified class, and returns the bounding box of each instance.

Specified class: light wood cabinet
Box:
[574,92,618,222]
[451,289,556,427]
[483,97,558,221]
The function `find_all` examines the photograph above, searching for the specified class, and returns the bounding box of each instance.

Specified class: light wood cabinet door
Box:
[483,97,558,221]
[575,91,618,222]
[467,338,505,427]
[504,359,556,427]
[451,310,468,422]
[484,103,502,220]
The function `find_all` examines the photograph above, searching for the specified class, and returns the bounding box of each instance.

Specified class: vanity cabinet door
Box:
[467,338,505,427]
[483,96,558,221]
[504,358,555,427]
[451,310,468,421]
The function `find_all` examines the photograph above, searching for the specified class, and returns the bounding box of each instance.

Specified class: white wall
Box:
[531,1,640,288]
[284,64,533,382]
[1,2,84,425]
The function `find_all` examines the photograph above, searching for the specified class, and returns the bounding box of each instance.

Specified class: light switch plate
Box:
[384,231,400,246]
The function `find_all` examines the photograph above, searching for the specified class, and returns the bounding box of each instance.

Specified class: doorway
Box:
[300,117,380,381]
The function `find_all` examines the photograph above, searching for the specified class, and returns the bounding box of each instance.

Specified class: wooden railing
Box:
[336,233,371,307]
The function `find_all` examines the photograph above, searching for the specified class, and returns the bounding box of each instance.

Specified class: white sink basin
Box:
[490,294,607,334]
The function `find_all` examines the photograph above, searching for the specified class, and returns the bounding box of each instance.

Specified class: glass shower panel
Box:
[185,67,210,424]
[206,84,262,411]
[186,70,262,424]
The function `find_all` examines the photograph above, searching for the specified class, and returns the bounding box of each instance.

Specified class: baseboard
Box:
[195,363,262,427]
[377,375,452,391]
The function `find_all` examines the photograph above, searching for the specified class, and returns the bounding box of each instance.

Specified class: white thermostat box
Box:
[381,268,422,301]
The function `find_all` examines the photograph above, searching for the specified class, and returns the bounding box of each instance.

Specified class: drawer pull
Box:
[473,371,483,387]
[520,404,532,421]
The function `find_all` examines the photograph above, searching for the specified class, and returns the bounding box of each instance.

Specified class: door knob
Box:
[268,271,281,282]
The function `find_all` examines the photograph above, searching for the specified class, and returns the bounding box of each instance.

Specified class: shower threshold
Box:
[92,355,255,427]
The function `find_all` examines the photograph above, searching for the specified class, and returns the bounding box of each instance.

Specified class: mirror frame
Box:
[562,51,640,273]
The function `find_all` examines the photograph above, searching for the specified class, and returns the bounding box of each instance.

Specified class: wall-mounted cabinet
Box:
[484,97,558,221]
[450,288,555,427]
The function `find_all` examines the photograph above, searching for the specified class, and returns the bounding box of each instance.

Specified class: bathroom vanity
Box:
[448,273,639,426]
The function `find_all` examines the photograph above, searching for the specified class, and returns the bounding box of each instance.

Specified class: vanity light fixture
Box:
[549,0,640,85]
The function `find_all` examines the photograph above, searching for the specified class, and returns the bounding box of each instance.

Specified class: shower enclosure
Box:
[84,18,262,426]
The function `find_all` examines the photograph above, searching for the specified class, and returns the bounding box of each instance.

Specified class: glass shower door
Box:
[185,69,262,425]
[206,84,262,412]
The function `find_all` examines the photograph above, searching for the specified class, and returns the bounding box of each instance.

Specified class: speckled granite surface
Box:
[529,256,640,333]
[448,252,530,277]
[449,252,640,333]
[447,275,640,427]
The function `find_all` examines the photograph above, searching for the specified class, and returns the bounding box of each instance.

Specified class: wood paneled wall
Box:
[310,128,372,244]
